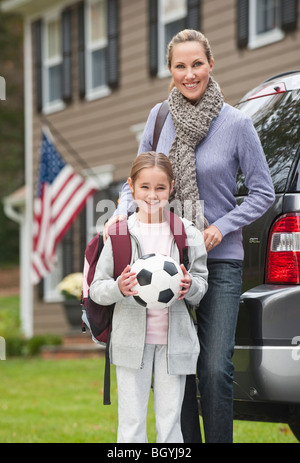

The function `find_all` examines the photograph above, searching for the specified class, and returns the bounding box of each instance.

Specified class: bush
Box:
[0,296,21,339]
[5,334,62,357]
[0,296,62,356]
[24,334,62,356]
[5,336,26,357]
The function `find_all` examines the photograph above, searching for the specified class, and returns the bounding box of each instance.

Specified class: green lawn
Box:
[0,357,298,443]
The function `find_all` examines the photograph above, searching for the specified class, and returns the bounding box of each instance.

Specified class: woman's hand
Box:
[178,264,192,300]
[202,225,223,252]
[118,265,138,297]
[103,214,127,242]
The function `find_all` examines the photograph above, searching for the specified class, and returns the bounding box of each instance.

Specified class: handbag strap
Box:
[152,100,169,151]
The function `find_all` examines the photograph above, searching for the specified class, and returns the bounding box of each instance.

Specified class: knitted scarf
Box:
[168,76,224,230]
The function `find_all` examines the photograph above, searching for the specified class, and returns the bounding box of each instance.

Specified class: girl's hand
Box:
[178,265,192,301]
[202,225,223,252]
[118,265,138,297]
[103,214,127,242]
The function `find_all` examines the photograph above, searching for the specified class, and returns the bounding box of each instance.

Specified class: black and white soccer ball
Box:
[131,253,183,309]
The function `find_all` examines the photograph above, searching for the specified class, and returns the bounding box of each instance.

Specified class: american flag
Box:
[32,131,98,284]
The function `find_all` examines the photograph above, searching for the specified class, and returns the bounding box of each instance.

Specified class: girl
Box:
[90,152,208,443]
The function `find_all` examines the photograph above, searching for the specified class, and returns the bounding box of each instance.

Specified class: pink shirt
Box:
[138,220,173,345]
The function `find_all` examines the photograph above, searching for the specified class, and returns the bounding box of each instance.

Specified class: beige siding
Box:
[30,0,300,334]
[32,0,169,188]
[203,0,300,104]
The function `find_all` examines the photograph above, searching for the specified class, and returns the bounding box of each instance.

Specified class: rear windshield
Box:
[236,89,300,195]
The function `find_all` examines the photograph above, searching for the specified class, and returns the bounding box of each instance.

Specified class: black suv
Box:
[233,71,300,441]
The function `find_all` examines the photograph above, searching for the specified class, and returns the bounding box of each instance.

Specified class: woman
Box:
[107,30,275,443]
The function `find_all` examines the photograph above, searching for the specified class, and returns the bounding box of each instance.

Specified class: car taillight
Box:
[265,213,300,284]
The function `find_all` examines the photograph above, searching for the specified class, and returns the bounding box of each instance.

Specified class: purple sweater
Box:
[116,102,275,260]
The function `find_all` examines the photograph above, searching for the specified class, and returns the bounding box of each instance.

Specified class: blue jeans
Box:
[196,259,243,443]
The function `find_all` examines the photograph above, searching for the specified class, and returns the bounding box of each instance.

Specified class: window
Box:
[237,0,298,50]
[43,13,65,113]
[158,0,187,76]
[149,0,201,77]
[85,0,110,100]
[44,243,64,302]
[33,7,72,113]
[84,166,114,241]
[78,0,119,100]
[236,90,300,195]
[249,0,284,49]
[43,163,116,302]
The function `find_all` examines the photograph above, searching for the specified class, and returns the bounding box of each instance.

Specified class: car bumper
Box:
[234,285,300,404]
[233,345,300,403]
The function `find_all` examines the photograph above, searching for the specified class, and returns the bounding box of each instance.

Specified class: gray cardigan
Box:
[90,213,208,375]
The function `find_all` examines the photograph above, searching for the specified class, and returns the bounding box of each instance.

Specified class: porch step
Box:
[41,332,105,360]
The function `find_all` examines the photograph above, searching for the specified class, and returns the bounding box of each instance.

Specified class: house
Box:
[1,0,299,337]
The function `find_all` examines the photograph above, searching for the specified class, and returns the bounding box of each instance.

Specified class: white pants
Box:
[116,344,186,443]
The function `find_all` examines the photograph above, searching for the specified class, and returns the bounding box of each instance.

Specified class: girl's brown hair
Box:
[130,151,174,187]
[167,29,214,92]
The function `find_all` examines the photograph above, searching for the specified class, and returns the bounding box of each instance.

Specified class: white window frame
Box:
[157,0,187,78]
[85,0,111,101]
[42,9,65,114]
[248,0,284,49]
[83,165,114,242]
[43,242,64,302]
[43,165,113,302]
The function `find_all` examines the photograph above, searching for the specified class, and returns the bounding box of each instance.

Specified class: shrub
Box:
[0,296,62,356]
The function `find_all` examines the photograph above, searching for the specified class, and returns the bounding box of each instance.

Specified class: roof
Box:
[1,0,62,16]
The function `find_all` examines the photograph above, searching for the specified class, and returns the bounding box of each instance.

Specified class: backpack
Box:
[81,212,188,405]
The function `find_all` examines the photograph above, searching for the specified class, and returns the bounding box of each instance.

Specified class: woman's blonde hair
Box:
[167,29,214,92]
[130,151,174,187]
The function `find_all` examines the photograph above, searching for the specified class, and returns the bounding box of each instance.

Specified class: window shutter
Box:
[62,7,72,102]
[79,206,87,268]
[62,227,74,277]
[237,0,249,48]
[33,19,43,112]
[107,0,119,88]
[78,1,86,99]
[281,0,298,31]
[186,0,201,31]
[148,0,158,77]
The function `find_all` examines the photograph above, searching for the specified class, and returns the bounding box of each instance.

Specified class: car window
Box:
[236,89,300,195]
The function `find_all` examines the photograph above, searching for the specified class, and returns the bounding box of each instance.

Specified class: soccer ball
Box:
[131,253,183,309]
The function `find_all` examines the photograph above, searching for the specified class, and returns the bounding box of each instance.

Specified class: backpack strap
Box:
[166,211,189,268]
[152,100,169,151]
[109,220,132,278]
[85,233,105,287]
[103,219,132,405]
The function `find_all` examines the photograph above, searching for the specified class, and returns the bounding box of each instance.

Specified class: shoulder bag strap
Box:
[152,100,169,151]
